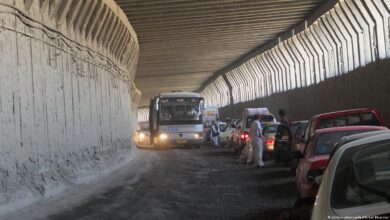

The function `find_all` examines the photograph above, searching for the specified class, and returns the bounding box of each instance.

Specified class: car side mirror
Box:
[315,174,323,185]
[291,151,302,159]
[307,169,324,181]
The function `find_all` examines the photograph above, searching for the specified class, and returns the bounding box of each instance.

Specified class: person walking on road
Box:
[278,109,291,128]
[249,114,265,167]
[211,121,220,147]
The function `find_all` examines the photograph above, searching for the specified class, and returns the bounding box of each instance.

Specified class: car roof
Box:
[313,125,387,136]
[291,120,308,125]
[263,122,280,127]
[329,130,390,161]
[311,108,378,120]
[242,108,271,116]
[332,132,390,161]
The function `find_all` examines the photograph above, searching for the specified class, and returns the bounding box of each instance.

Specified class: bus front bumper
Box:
[156,138,203,147]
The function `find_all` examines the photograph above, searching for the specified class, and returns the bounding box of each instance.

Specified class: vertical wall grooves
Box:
[0,0,139,206]
[200,0,390,109]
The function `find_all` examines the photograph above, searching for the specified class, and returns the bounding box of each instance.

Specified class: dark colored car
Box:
[273,121,308,166]
[290,121,309,174]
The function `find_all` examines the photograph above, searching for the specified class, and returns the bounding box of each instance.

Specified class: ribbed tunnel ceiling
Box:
[115,0,329,107]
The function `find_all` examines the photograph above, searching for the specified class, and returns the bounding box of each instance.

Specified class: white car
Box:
[312,132,390,219]
[218,122,235,147]
[135,122,151,145]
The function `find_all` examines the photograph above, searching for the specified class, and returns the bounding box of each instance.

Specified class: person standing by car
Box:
[250,114,265,167]
[211,121,220,147]
[279,109,291,127]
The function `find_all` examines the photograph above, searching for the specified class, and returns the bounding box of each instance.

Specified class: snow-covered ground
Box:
[0,146,158,220]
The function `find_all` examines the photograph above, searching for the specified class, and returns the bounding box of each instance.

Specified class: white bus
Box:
[149,92,205,148]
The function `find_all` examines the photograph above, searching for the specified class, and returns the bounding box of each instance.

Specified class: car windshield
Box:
[290,124,299,137]
[159,98,201,123]
[264,125,278,134]
[219,124,228,132]
[315,130,375,155]
[331,139,390,209]
[290,122,307,138]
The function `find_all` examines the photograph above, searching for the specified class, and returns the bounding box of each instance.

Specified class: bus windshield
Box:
[159,98,202,124]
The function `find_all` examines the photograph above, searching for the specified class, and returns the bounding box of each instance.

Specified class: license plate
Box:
[176,140,187,144]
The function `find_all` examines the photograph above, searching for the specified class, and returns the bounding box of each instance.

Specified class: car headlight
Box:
[159,133,168,140]
[194,133,199,138]
[139,133,145,139]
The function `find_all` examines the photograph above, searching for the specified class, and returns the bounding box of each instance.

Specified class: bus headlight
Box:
[194,132,203,138]
[159,133,168,140]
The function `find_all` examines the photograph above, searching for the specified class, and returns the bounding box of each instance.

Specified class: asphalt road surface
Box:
[13,146,298,220]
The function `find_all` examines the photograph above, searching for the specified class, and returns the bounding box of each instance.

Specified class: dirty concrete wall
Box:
[202,0,390,125]
[219,59,390,127]
[0,0,139,205]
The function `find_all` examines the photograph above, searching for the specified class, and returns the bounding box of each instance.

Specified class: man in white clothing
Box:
[249,114,265,167]
[211,121,220,147]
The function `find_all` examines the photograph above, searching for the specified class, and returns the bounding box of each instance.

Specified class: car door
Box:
[274,125,292,161]
[297,138,315,192]
[293,123,308,153]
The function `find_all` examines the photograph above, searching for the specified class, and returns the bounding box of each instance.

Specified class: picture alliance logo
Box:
[328,216,390,220]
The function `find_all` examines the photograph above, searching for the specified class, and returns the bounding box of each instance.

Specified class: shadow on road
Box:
[253,169,292,180]
[136,144,199,151]
[236,207,290,220]
[203,149,237,157]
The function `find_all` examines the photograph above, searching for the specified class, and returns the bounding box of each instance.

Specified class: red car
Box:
[295,125,387,199]
[303,108,385,143]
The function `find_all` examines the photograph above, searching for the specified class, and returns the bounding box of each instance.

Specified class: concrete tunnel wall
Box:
[200,0,390,124]
[0,0,139,206]
[219,59,390,126]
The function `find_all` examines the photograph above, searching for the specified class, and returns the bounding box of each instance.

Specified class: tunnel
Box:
[0,0,389,219]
